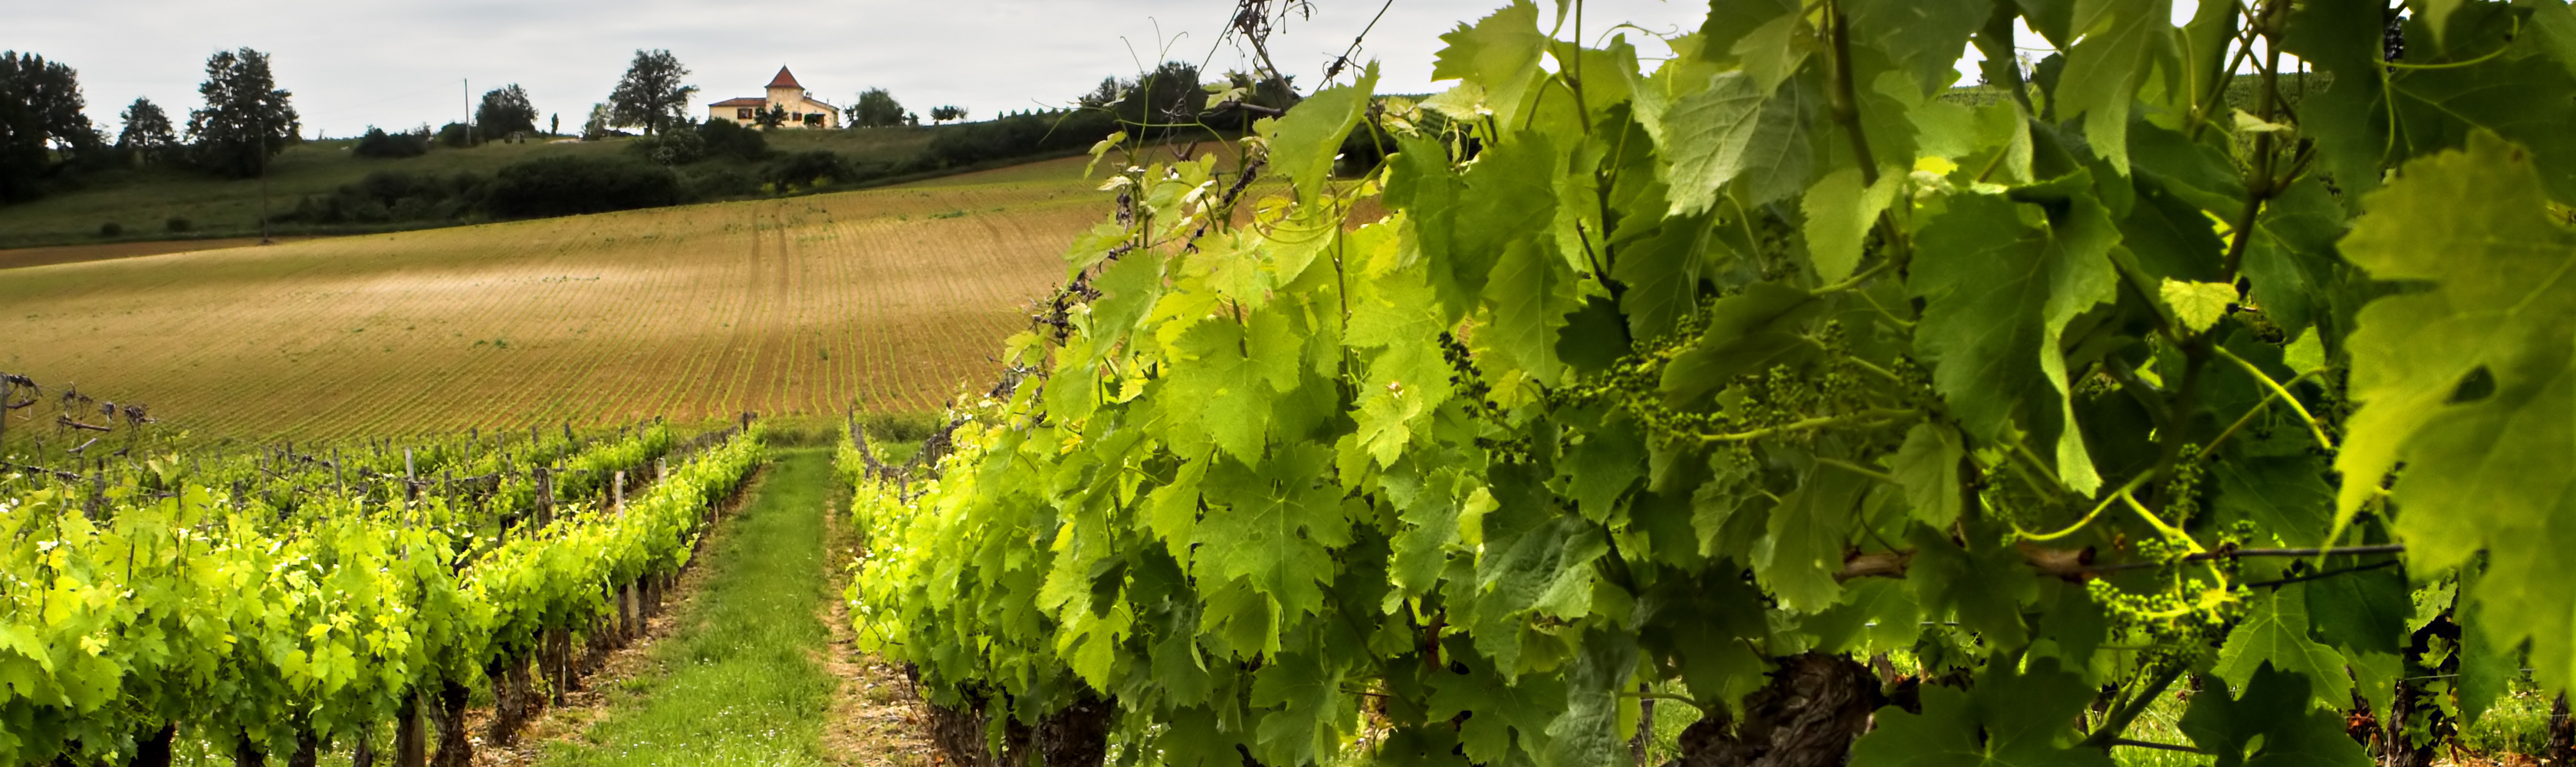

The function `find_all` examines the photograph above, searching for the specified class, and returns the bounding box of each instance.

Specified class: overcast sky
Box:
[4,0,1723,139]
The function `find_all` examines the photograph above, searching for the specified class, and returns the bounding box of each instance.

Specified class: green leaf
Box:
[2052,0,2168,174]
[1427,645,1567,764]
[1194,448,1349,622]
[1850,657,2114,767]
[1543,628,1638,767]
[2333,137,2576,693]
[1661,71,1814,215]
[2215,585,2353,709]
[1087,251,1167,357]
[2302,561,2407,655]
[1250,651,1352,766]
[1432,0,1549,129]
[1907,521,2033,647]
[1757,473,1861,613]
[2212,456,2334,548]
[1267,64,1379,204]
[1911,189,2109,482]
[1162,311,1303,463]
[2282,0,2392,203]
[2160,278,2236,333]
[2177,663,2375,767]
[1894,422,1967,526]
[1610,207,1712,344]
[2241,177,2347,336]
[1801,166,1901,283]
[1660,281,1822,407]
[1845,0,1993,97]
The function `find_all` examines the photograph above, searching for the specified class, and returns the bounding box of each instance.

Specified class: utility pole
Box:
[464,78,472,146]
[258,116,271,245]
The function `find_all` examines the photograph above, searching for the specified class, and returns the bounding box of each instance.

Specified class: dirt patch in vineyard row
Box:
[0,156,1119,440]
[819,466,935,767]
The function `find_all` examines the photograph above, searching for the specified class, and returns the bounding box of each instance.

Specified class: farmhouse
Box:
[708,67,840,129]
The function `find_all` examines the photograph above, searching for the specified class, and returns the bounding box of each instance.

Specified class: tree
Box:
[1103,61,1201,135]
[0,51,100,202]
[116,97,177,163]
[549,113,560,137]
[581,103,613,140]
[849,88,905,128]
[1076,77,1125,108]
[185,48,298,179]
[929,105,968,123]
[754,104,788,129]
[475,84,537,141]
[606,49,695,137]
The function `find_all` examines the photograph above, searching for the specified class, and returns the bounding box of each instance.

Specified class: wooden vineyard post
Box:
[535,468,552,528]
[612,470,625,515]
[0,375,11,450]
[404,448,418,503]
[656,457,666,484]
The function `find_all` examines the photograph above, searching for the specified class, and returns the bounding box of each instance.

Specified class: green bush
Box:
[485,155,679,218]
[164,216,190,232]
[352,127,430,158]
[764,150,848,189]
[97,221,121,237]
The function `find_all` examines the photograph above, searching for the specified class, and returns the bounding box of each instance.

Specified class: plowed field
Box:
[0,156,1109,439]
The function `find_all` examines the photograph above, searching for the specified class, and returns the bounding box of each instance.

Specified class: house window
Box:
[737,107,754,120]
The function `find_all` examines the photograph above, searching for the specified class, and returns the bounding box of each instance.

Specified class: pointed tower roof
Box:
[766,67,803,90]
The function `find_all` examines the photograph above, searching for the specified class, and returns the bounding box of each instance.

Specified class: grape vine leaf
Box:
[2333,135,2576,693]
[1268,64,1380,205]
[2214,585,2351,709]
[1194,448,1350,624]
[1848,657,2113,767]
[2052,0,2167,174]
[2240,178,2346,336]
[2300,559,2407,656]
[1162,310,1303,463]
[1911,190,2105,490]
[2281,0,2390,204]
[1756,473,1861,612]
[1250,650,1352,766]
[1610,203,1712,344]
[1427,644,1567,764]
[2176,662,2374,767]
[1844,0,1993,97]
[1433,0,1548,129]
[1659,281,1822,407]
[1801,166,1901,283]
[2160,279,2236,333]
[1661,71,1812,214]
[1894,422,1967,526]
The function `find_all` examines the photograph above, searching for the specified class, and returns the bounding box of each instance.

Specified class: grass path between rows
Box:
[535,447,855,767]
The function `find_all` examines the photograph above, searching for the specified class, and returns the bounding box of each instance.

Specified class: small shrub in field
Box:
[164,216,191,232]
[695,119,770,162]
[765,150,848,190]
[485,155,680,218]
[97,222,122,237]
[353,127,431,159]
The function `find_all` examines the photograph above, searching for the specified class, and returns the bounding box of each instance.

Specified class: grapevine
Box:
[843,0,2576,765]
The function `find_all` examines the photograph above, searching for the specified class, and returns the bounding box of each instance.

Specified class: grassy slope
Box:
[0,153,1113,441]
[0,127,938,248]
[541,447,841,767]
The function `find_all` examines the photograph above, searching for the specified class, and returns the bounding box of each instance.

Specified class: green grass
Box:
[541,447,841,767]
[0,127,936,249]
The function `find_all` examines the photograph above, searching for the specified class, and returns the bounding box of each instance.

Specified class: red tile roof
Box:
[711,97,768,107]
[767,67,801,89]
